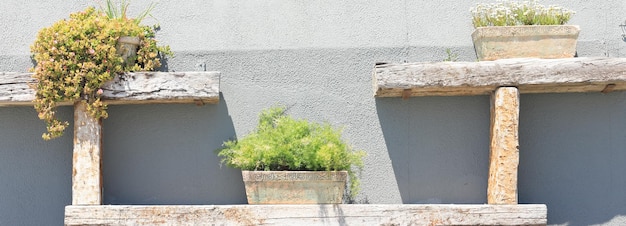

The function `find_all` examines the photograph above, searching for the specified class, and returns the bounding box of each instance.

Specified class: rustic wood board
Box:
[65,204,547,225]
[0,71,220,106]
[488,87,520,204]
[72,102,103,205]
[373,57,626,97]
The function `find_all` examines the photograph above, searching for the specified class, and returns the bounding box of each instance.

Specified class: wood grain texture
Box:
[488,87,520,204]
[72,102,102,205]
[373,57,626,97]
[0,72,35,104]
[65,204,547,226]
[0,71,220,106]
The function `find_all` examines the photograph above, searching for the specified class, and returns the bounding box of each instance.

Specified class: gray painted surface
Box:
[0,0,625,225]
[519,92,626,226]
[0,106,72,226]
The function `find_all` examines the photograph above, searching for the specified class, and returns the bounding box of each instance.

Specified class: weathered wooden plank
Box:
[373,57,626,97]
[65,204,547,226]
[488,87,520,204]
[0,71,220,106]
[72,102,103,205]
[0,72,35,103]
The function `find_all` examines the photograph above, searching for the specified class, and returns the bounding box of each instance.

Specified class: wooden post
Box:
[488,87,520,204]
[72,101,103,205]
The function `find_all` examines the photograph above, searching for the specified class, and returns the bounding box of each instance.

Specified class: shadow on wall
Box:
[103,93,247,205]
[375,95,490,204]
[519,92,626,226]
[0,106,73,226]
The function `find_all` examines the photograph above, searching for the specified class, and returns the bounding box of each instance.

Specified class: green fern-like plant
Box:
[30,7,171,140]
[217,106,366,199]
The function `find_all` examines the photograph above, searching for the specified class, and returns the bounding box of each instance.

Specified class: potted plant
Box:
[30,1,171,140]
[470,0,579,61]
[217,107,366,204]
[101,0,157,66]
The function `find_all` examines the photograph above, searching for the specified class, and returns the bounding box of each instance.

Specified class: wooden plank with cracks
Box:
[0,71,220,106]
[373,57,626,97]
[65,204,547,226]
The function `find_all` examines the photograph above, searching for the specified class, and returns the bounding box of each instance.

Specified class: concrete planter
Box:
[116,36,141,67]
[241,170,348,204]
[472,25,580,61]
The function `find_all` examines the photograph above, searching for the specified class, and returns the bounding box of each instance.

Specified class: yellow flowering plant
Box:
[30,7,171,140]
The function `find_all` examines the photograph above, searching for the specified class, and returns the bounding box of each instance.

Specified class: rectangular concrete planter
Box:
[472,25,580,61]
[241,171,347,204]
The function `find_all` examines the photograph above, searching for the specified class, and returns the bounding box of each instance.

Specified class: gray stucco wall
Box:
[0,0,625,225]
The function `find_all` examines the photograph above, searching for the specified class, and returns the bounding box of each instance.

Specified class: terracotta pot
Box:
[116,36,140,66]
[241,170,347,204]
[472,25,580,61]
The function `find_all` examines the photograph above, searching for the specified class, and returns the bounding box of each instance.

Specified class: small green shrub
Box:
[217,106,366,198]
[471,0,575,28]
[30,6,171,140]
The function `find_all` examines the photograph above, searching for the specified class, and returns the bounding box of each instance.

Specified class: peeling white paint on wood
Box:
[0,72,35,103]
[0,71,220,106]
[373,57,626,97]
[65,204,547,226]
[72,102,103,205]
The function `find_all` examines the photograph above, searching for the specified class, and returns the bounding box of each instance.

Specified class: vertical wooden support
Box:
[72,101,103,205]
[488,87,520,204]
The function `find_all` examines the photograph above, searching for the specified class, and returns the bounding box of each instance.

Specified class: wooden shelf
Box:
[373,57,626,97]
[65,204,547,226]
[0,71,220,106]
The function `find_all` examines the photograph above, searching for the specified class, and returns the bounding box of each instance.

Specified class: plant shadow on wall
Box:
[374,96,490,204]
[102,93,244,205]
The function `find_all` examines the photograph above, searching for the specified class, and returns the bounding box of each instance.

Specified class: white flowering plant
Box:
[470,0,575,28]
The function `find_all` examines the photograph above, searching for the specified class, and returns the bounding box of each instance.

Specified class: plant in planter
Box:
[470,0,579,61]
[99,0,158,66]
[217,107,366,204]
[30,3,171,140]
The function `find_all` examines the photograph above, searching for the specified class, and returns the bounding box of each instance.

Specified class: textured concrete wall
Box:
[0,0,625,225]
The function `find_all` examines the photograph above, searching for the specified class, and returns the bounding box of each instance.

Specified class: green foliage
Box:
[30,7,172,140]
[99,0,157,25]
[217,106,366,199]
[471,0,575,28]
[443,48,458,62]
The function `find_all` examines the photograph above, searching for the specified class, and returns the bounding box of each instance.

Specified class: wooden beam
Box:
[488,87,520,204]
[0,71,220,106]
[72,102,103,205]
[373,57,626,97]
[65,204,547,226]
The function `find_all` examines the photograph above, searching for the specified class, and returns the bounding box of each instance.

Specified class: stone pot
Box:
[116,36,141,67]
[241,170,347,204]
[471,25,580,61]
